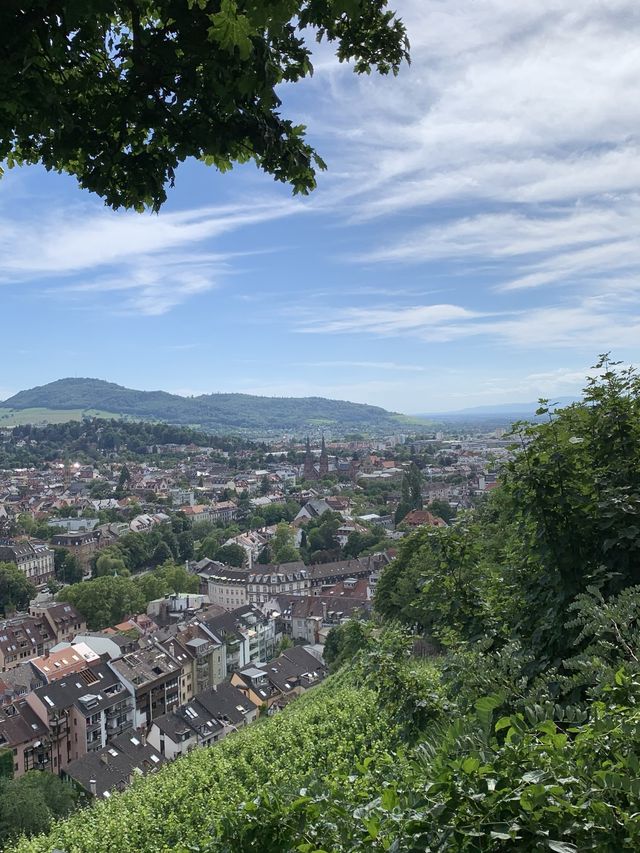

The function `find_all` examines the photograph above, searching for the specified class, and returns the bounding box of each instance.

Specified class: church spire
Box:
[319,431,329,477]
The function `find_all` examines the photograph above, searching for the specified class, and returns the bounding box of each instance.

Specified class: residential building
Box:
[63,731,165,799]
[29,602,86,645]
[0,698,50,777]
[148,682,258,760]
[26,660,133,773]
[109,643,181,730]
[231,646,326,711]
[246,563,310,606]
[204,605,277,673]
[197,562,249,610]
[0,542,55,587]
[0,614,55,672]
[50,530,101,574]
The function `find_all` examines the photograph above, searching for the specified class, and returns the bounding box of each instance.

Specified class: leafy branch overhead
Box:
[0,0,409,210]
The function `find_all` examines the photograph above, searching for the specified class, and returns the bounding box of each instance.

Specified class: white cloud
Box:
[0,199,302,315]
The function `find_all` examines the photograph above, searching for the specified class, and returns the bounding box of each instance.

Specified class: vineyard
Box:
[8,676,401,853]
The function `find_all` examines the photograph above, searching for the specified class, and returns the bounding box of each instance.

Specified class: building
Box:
[109,643,181,730]
[401,509,447,529]
[0,542,55,587]
[30,642,100,684]
[0,698,50,777]
[26,659,133,773]
[204,605,277,673]
[231,646,326,711]
[247,563,310,606]
[29,602,86,645]
[0,614,56,672]
[50,530,101,574]
[63,731,165,799]
[196,562,249,610]
[148,682,258,761]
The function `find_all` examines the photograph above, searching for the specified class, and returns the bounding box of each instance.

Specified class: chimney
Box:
[140,731,147,746]
[89,779,97,796]
[44,648,50,659]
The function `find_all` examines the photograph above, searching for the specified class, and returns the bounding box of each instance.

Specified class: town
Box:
[0,418,510,801]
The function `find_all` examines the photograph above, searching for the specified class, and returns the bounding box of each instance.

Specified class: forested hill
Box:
[0,378,418,434]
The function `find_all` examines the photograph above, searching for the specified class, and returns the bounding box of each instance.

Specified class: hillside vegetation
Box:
[0,378,419,435]
[9,357,640,852]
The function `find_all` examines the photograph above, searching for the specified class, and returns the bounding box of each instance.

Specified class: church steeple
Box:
[318,432,329,477]
[303,435,317,480]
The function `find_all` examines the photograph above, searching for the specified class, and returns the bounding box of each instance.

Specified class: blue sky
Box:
[2,0,640,414]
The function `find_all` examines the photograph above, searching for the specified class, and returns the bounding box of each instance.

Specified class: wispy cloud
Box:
[0,199,302,315]
[296,292,640,350]
[301,360,429,372]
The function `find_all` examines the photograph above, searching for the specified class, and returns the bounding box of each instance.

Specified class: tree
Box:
[270,522,301,564]
[53,548,84,585]
[0,562,36,615]
[427,499,454,525]
[151,541,173,566]
[94,552,129,578]
[214,544,246,567]
[155,561,200,594]
[259,474,270,496]
[58,575,145,629]
[0,771,79,846]
[1,2,409,211]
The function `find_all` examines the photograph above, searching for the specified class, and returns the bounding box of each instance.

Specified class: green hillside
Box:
[0,378,422,435]
[9,362,640,852]
[0,408,124,427]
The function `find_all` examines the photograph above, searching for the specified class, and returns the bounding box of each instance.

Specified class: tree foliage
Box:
[0,562,36,615]
[0,771,79,846]
[1,1,408,211]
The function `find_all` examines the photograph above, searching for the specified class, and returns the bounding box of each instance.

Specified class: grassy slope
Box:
[0,409,124,427]
[9,679,386,853]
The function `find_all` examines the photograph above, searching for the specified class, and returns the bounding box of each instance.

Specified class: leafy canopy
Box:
[1,0,409,211]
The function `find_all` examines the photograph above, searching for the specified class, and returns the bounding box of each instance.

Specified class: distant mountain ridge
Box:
[0,378,418,435]
[417,396,579,417]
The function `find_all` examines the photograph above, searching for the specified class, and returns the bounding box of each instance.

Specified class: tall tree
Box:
[0,563,36,615]
[1,1,408,211]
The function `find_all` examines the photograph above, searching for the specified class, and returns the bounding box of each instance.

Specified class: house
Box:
[307,555,383,591]
[164,621,226,701]
[26,659,134,773]
[30,642,100,684]
[63,731,165,799]
[29,602,86,645]
[246,563,309,606]
[401,509,447,529]
[0,613,60,672]
[196,562,250,610]
[222,530,269,568]
[148,682,258,760]
[0,698,50,777]
[294,499,334,523]
[204,605,277,673]
[0,541,55,587]
[108,643,181,730]
[0,662,45,707]
[270,593,372,643]
[50,530,101,574]
[231,646,326,711]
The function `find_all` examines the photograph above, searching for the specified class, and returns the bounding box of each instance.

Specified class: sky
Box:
[2,0,640,414]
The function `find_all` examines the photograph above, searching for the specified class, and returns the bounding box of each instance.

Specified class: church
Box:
[302,435,330,481]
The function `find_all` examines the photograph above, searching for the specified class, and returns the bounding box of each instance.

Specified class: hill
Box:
[0,378,419,435]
